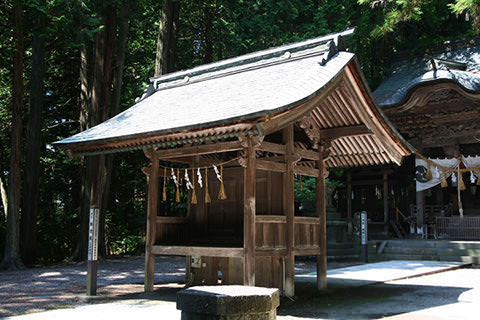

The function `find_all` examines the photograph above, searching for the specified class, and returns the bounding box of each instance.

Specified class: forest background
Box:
[0,0,477,269]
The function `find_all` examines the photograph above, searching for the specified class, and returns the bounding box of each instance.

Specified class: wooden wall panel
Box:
[254,256,284,291]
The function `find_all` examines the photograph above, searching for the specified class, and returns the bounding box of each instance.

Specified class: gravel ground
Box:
[0,255,356,318]
[0,256,185,317]
[2,256,479,320]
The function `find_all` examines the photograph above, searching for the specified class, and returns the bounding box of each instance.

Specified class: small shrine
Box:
[55,29,410,296]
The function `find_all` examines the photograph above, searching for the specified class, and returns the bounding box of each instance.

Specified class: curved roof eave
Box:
[376,70,480,108]
[54,51,356,151]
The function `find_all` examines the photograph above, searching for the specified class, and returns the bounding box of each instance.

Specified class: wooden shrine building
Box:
[55,29,410,296]
[370,38,480,239]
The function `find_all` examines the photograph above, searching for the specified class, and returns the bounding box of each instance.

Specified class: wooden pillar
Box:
[347,170,352,221]
[416,190,424,229]
[316,145,327,290]
[283,125,295,297]
[243,136,256,286]
[145,154,159,293]
[383,170,389,233]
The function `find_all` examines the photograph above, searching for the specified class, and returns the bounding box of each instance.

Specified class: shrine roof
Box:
[374,39,480,107]
[54,28,411,167]
[55,29,354,152]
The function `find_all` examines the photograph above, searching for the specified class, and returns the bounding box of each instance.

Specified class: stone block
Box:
[177,285,280,320]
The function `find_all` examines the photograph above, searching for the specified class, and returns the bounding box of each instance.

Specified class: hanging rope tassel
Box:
[162,167,167,201]
[191,168,197,204]
[205,167,211,203]
[426,163,433,181]
[459,172,466,191]
[218,165,227,200]
[299,175,303,190]
[175,168,180,203]
[441,170,448,188]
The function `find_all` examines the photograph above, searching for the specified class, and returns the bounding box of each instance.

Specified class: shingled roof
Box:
[55,29,410,167]
[374,38,480,107]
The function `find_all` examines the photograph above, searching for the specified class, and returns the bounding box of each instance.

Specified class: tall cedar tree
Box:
[1,1,24,270]
[74,4,129,260]
[21,0,46,266]
[154,0,178,76]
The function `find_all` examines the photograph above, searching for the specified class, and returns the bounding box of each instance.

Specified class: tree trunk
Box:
[21,0,46,266]
[154,0,179,76]
[71,39,93,262]
[203,3,213,64]
[74,5,117,260]
[1,2,24,270]
[102,3,129,254]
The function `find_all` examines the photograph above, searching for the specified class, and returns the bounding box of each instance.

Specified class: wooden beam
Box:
[294,217,321,225]
[151,245,244,257]
[295,148,320,161]
[243,136,256,286]
[256,215,286,224]
[257,140,320,161]
[155,140,243,159]
[294,165,319,178]
[257,141,286,154]
[145,155,159,293]
[255,247,287,256]
[283,125,295,297]
[319,124,370,140]
[256,159,286,173]
[294,247,322,256]
[316,146,327,290]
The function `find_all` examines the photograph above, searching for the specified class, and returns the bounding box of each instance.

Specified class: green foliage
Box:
[449,0,480,32]
[359,0,478,38]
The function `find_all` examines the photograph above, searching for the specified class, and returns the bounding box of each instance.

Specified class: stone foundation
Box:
[177,285,280,320]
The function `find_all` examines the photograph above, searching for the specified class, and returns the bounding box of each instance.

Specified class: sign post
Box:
[361,211,368,263]
[87,206,100,296]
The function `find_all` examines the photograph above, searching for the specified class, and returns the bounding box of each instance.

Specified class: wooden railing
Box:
[255,215,321,255]
[436,217,480,240]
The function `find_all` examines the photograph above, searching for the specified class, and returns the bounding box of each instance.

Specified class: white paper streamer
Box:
[171,168,178,187]
[213,165,222,181]
[452,172,457,183]
[184,169,193,190]
[471,171,476,184]
[197,168,203,188]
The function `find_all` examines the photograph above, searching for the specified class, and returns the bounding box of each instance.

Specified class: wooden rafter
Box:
[319,124,370,140]
[153,140,243,159]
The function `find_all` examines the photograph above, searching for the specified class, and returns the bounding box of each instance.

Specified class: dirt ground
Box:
[1,256,479,319]
[0,255,353,317]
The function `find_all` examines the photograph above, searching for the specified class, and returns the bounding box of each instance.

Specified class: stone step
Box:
[375,253,440,261]
[383,247,438,255]
[438,255,480,263]
[384,240,480,250]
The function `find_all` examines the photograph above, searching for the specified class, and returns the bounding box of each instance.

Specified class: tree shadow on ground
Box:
[278,281,469,320]
[0,255,185,317]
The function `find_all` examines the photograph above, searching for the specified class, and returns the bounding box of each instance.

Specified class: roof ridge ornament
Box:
[319,40,338,66]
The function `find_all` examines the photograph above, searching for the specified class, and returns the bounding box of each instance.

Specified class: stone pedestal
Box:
[177,285,280,320]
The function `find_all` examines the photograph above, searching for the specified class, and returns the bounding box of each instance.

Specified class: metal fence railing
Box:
[436,217,480,240]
